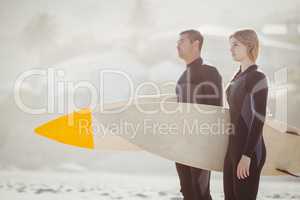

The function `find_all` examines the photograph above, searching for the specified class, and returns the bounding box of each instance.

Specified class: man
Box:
[175,29,223,200]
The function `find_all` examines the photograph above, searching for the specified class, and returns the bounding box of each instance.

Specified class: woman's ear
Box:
[247,46,254,60]
[248,46,254,53]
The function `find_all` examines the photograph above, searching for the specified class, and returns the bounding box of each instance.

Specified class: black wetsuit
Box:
[224,65,268,200]
[175,57,223,200]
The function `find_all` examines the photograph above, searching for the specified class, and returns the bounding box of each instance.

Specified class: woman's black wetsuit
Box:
[224,64,268,200]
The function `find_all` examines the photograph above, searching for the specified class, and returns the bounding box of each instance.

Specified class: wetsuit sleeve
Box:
[202,72,223,106]
[176,82,207,104]
[176,83,200,103]
[176,68,204,104]
[243,72,268,157]
[176,68,223,106]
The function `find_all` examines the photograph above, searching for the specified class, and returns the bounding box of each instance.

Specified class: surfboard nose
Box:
[34,108,94,149]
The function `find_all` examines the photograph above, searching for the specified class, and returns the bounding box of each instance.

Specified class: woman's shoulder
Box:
[245,69,268,92]
[248,69,266,79]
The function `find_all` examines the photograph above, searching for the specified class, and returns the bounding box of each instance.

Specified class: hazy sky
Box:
[0,0,299,171]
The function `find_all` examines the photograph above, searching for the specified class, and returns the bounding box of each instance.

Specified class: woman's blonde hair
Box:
[230,29,259,62]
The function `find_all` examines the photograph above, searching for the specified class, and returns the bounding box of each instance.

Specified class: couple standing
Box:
[175,29,268,200]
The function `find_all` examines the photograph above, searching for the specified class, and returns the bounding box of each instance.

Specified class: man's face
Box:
[177,34,194,60]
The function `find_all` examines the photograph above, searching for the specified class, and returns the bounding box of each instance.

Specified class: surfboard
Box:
[34,95,300,176]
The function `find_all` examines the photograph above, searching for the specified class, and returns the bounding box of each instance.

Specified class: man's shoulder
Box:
[201,64,221,78]
[186,64,221,84]
[202,64,217,71]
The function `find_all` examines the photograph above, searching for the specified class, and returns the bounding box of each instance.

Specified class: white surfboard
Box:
[35,95,300,176]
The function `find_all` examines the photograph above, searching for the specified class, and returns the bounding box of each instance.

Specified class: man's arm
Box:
[197,71,223,106]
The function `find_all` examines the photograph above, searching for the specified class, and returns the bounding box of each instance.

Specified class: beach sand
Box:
[1,170,300,200]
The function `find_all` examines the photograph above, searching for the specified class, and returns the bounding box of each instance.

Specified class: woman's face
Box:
[229,37,249,62]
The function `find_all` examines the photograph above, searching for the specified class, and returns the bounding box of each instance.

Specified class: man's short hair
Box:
[180,29,203,51]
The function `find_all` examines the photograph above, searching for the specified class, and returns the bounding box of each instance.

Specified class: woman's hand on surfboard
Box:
[237,155,251,179]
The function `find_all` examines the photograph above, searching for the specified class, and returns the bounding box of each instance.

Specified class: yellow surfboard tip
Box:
[34,108,94,149]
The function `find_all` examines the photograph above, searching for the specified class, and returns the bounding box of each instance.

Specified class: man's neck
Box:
[185,55,200,66]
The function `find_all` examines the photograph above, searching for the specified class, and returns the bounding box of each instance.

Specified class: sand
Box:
[1,170,300,200]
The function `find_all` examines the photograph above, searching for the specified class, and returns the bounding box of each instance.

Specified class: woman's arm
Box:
[242,71,268,157]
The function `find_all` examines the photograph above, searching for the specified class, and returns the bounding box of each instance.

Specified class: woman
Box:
[223,29,268,200]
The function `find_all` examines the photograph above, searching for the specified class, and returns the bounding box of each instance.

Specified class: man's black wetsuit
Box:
[224,64,268,200]
[175,57,223,200]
